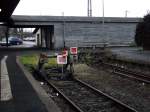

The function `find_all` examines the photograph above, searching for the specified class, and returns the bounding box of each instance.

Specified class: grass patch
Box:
[19,54,59,71]
[20,54,38,66]
[45,58,58,68]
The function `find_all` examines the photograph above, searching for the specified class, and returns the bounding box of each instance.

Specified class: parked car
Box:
[8,37,23,45]
[0,37,23,46]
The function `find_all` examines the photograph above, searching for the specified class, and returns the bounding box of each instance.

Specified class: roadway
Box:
[0,41,36,48]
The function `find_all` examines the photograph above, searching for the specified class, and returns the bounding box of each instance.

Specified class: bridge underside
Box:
[0,0,20,47]
[0,0,20,22]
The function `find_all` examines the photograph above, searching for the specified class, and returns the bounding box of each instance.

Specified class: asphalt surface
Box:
[0,49,50,112]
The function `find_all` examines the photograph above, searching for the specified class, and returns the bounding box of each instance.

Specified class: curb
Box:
[0,55,13,101]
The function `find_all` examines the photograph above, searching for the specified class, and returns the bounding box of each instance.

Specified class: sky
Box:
[13,0,150,17]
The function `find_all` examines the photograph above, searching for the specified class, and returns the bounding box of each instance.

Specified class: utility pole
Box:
[62,12,66,48]
[125,10,129,17]
[87,0,92,17]
[102,0,105,24]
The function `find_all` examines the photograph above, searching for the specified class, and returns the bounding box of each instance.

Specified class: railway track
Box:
[103,62,150,84]
[43,75,137,112]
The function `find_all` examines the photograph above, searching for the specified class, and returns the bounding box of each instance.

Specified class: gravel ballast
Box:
[74,64,150,112]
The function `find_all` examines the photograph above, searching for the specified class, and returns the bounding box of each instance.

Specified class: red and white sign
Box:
[57,55,67,64]
[62,50,68,56]
[70,47,78,55]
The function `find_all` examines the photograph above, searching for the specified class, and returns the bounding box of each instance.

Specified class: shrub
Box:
[135,14,150,50]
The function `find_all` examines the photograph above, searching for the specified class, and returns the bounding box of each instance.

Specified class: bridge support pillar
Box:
[35,26,54,49]
[5,26,9,47]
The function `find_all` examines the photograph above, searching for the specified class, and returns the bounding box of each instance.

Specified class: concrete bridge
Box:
[9,15,141,49]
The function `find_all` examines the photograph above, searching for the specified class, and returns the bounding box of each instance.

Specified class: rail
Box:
[103,62,150,84]
[40,70,138,112]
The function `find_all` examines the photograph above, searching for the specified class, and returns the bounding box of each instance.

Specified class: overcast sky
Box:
[13,0,150,17]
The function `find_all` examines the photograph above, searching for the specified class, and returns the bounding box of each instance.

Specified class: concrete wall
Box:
[54,22,137,48]
[54,23,64,48]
